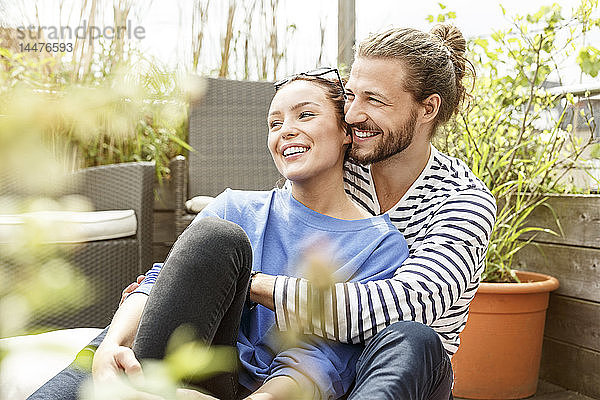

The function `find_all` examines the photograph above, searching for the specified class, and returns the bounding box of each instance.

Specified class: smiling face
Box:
[267,79,351,184]
[344,57,421,164]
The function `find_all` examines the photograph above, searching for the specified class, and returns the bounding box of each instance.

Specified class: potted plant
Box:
[435,3,599,398]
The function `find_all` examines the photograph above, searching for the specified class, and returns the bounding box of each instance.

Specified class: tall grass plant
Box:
[436,1,599,282]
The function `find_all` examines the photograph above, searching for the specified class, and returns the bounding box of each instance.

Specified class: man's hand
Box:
[244,376,304,400]
[92,342,143,385]
[120,275,146,306]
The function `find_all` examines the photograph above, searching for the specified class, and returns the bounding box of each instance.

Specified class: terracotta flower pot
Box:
[451,270,559,399]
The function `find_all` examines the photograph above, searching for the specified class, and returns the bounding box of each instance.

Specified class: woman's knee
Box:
[170,217,252,272]
[183,217,250,251]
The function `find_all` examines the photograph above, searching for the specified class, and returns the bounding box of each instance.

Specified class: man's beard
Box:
[349,109,418,165]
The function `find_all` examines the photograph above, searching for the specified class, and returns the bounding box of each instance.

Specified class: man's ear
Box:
[420,94,441,124]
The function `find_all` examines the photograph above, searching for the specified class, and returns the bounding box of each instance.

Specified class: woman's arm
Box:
[92,293,148,384]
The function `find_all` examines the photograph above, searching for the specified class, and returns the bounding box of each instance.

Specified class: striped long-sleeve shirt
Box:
[273,145,497,356]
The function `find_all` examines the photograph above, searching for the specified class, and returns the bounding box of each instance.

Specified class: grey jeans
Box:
[28,217,253,400]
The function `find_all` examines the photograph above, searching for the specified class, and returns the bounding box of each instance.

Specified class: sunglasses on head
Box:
[274,67,347,100]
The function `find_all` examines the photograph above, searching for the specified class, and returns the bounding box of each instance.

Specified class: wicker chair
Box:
[173,77,282,236]
[1,161,155,330]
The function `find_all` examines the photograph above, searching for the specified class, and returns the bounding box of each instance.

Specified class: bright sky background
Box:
[139,0,591,76]
[2,0,597,83]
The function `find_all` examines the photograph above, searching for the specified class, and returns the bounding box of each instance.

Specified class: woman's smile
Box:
[281,143,311,160]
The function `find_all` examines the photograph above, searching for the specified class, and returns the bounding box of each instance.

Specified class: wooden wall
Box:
[513,195,600,399]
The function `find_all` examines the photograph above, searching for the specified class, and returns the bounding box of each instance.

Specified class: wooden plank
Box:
[531,390,600,400]
[521,195,600,248]
[513,242,600,302]
[337,0,355,68]
[540,338,600,399]
[544,294,600,352]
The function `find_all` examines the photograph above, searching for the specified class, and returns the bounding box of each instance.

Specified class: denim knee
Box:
[351,322,451,400]
[186,217,250,248]
[378,321,445,359]
[169,217,253,277]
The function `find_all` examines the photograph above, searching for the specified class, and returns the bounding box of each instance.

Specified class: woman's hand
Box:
[92,342,143,385]
[120,275,146,306]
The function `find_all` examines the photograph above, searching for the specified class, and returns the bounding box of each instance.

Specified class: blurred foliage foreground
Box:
[0,46,219,399]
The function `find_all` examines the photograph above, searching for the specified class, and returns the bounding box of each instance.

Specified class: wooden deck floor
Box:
[455,380,598,400]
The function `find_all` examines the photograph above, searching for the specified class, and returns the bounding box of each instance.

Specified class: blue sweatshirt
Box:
[135,188,409,399]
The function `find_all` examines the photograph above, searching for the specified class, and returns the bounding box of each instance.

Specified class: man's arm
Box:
[245,376,304,400]
[262,190,496,346]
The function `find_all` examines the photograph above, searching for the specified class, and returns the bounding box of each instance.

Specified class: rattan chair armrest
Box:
[71,161,155,272]
[170,156,190,237]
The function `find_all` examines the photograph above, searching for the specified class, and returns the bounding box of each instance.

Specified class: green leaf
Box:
[577,46,600,77]
[168,133,194,151]
[0,47,12,58]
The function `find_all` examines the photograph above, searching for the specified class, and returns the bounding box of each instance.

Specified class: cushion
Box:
[0,210,137,244]
[0,328,104,399]
[185,196,215,214]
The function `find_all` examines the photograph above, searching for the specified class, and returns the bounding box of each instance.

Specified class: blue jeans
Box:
[348,321,454,400]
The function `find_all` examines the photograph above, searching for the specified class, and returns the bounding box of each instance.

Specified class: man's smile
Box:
[353,129,381,139]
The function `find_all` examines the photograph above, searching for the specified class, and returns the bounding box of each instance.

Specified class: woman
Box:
[30,69,409,400]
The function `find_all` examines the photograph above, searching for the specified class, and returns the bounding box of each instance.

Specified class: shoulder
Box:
[209,188,280,218]
[418,149,497,237]
[396,148,496,218]
[429,147,493,198]
[217,188,277,206]
[412,148,496,214]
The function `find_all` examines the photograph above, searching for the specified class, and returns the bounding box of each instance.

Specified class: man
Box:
[32,24,495,400]
[246,24,496,399]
